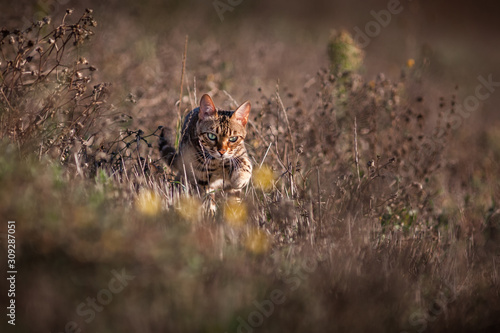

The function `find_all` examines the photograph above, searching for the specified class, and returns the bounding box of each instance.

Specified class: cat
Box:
[159,94,252,209]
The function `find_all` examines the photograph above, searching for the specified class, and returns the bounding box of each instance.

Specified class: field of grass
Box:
[1,1,500,332]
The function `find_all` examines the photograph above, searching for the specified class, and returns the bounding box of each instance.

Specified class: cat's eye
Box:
[207,133,217,141]
[228,136,238,143]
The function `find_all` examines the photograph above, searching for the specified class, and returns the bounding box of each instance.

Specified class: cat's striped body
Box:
[160,94,252,200]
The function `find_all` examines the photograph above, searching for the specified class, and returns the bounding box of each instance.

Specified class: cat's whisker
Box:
[232,157,243,170]
[231,158,239,171]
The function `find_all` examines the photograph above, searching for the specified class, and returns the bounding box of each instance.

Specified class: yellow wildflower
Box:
[253,165,275,191]
[224,199,247,227]
[136,189,162,216]
[244,228,270,255]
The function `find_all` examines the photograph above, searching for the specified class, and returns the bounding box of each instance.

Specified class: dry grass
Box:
[1,4,500,333]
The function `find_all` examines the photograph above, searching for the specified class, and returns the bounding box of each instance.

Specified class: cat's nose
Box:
[218,149,227,155]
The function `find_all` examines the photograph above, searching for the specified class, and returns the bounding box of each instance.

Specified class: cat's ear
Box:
[233,101,251,127]
[199,94,217,120]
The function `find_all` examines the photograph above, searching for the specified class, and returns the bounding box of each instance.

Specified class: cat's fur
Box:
[159,94,252,202]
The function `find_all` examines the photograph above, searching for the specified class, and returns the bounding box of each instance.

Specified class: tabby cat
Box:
[159,94,252,204]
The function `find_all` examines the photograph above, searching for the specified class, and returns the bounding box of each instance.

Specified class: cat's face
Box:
[196,94,251,160]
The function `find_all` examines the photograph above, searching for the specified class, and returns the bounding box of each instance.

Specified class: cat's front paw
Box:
[231,170,252,190]
[203,194,217,215]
